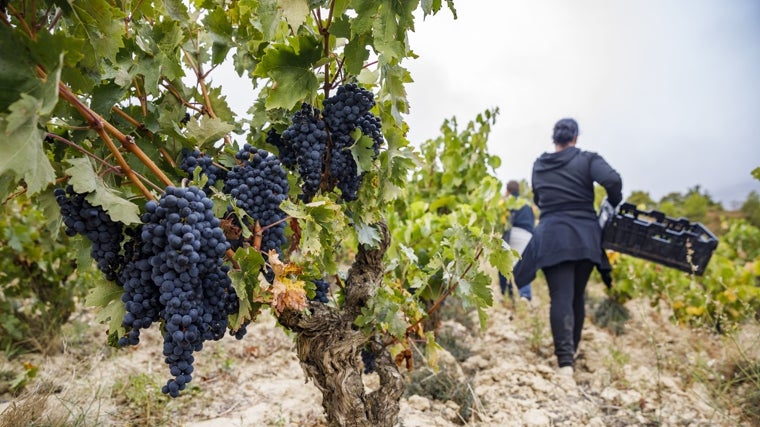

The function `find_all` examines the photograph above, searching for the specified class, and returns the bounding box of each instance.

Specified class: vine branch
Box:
[405,246,485,336]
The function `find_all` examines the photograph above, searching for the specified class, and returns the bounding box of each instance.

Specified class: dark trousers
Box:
[543,260,595,368]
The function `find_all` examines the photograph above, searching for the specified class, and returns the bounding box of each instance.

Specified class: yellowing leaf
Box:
[685,305,705,316]
[267,250,307,314]
[723,289,738,303]
[271,276,308,314]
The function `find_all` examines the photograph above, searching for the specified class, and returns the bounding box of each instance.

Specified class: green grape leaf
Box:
[69,0,126,64]
[206,86,238,124]
[424,330,443,370]
[372,1,407,62]
[185,116,235,148]
[64,158,141,224]
[488,239,516,279]
[752,167,760,181]
[279,0,310,31]
[0,95,55,196]
[351,0,380,36]
[350,130,376,174]
[357,68,379,85]
[355,220,381,248]
[229,248,266,329]
[344,33,371,76]
[163,0,191,22]
[258,0,282,40]
[0,25,39,111]
[84,279,126,338]
[254,36,322,110]
[91,83,128,116]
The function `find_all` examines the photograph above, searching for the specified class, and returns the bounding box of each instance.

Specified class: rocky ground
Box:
[0,279,756,427]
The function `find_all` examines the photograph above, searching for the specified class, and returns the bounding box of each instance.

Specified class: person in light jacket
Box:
[499,180,535,301]
[513,118,622,376]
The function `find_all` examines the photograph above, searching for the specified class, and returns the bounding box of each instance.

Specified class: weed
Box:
[111,373,170,425]
[604,345,630,385]
[593,297,631,336]
[406,367,476,423]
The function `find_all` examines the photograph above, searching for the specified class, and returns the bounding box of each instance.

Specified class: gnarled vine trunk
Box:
[278,222,403,427]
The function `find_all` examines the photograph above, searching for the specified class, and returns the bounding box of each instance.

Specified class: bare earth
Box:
[0,279,755,427]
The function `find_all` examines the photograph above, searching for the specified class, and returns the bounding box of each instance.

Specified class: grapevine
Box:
[1,2,515,424]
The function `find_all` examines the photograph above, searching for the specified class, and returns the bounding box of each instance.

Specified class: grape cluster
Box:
[179,148,227,190]
[361,347,377,374]
[266,128,297,170]
[117,226,161,347]
[223,145,289,260]
[54,186,124,281]
[128,186,242,397]
[310,278,330,303]
[322,84,383,201]
[280,104,329,202]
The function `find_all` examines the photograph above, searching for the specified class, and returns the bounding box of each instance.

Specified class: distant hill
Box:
[711,178,760,209]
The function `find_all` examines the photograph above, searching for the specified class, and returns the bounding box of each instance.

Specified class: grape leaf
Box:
[69,0,126,64]
[752,167,760,181]
[0,25,39,112]
[258,0,282,40]
[350,130,376,174]
[355,219,381,248]
[344,33,372,76]
[372,1,407,62]
[0,95,55,196]
[84,279,126,338]
[64,158,141,224]
[351,0,380,36]
[279,0,310,31]
[185,116,235,148]
[254,37,322,110]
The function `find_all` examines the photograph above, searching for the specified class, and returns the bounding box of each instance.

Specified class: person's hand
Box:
[601,270,613,289]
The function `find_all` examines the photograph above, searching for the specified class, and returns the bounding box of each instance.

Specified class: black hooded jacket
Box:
[513,147,622,287]
[532,147,622,218]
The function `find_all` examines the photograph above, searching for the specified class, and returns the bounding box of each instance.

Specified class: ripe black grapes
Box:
[266,128,297,170]
[179,148,227,190]
[132,185,242,397]
[361,347,377,374]
[310,278,330,303]
[54,186,124,281]
[117,225,161,347]
[223,144,289,260]
[322,84,383,201]
[281,103,328,202]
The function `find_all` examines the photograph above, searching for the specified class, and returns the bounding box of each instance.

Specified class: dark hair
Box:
[506,180,520,197]
[552,118,579,146]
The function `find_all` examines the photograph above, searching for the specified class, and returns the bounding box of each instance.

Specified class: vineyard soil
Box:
[0,277,754,427]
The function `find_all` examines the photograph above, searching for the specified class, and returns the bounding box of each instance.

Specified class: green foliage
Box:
[0,194,90,354]
[606,218,760,331]
[654,185,722,223]
[1,0,504,377]
[741,191,760,228]
[627,190,656,209]
[112,373,171,425]
[381,110,513,337]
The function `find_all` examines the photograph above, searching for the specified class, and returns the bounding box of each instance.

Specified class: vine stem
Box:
[187,49,233,146]
[111,106,177,169]
[405,246,485,335]
[48,74,174,191]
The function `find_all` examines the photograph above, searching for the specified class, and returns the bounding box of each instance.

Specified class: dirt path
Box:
[0,280,753,426]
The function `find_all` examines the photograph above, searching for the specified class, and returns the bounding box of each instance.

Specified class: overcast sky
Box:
[403,0,760,207]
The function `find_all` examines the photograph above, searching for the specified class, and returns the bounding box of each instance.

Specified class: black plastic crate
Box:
[601,202,718,275]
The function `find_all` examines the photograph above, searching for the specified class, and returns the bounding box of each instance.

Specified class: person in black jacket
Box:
[513,118,622,377]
